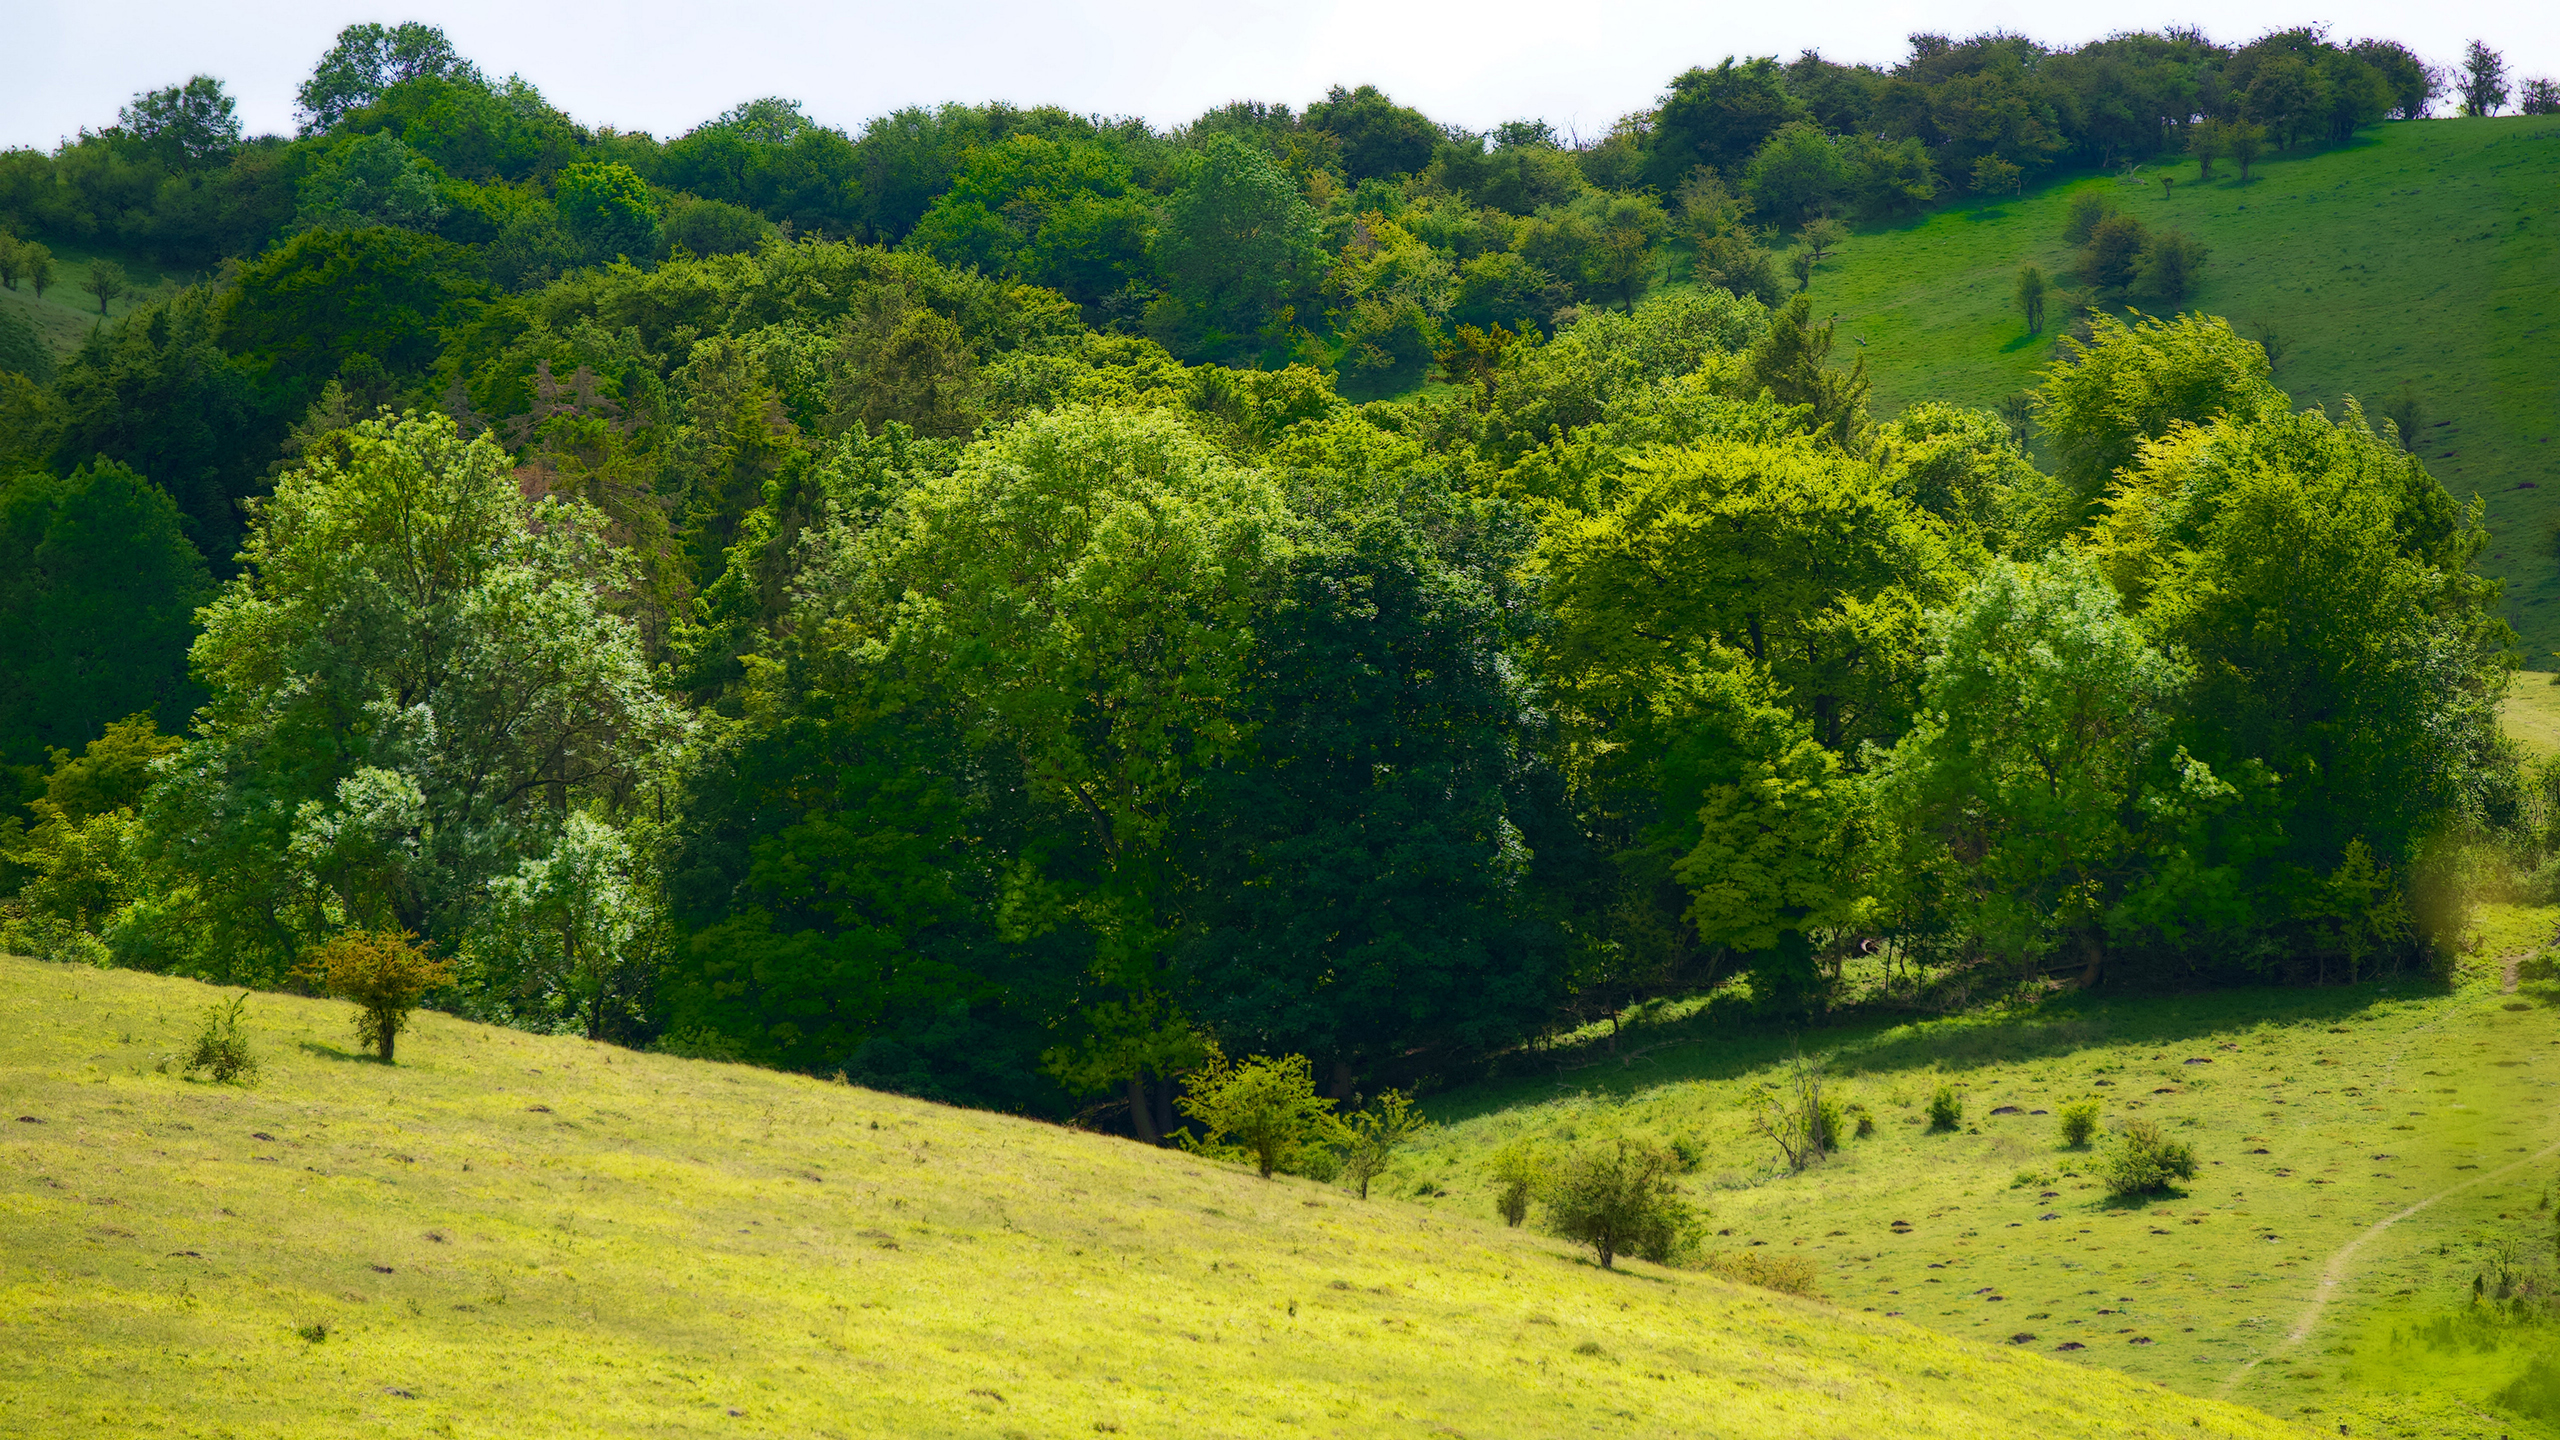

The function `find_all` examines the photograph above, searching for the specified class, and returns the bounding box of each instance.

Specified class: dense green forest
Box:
[0,21,2544,1130]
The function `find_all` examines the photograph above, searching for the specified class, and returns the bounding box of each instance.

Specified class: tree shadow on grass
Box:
[2000,332,2050,354]
[297,1039,380,1064]
[1431,977,2435,1125]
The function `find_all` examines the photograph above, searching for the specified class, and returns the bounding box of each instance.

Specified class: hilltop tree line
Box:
[0,23,2533,1127]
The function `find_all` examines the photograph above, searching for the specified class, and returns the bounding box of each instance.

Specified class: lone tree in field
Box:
[1178,1052,1345,1179]
[84,259,127,315]
[2227,123,2267,182]
[22,242,53,300]
[300,929,453,1063]
[2016,265,2048,334]
[2459,41,2510,116]
[1541,1138,1700,1269]
[2187,121,2222,179]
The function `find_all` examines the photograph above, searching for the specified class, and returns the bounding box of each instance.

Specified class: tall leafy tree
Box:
[1149,135,1324,361]
[144,412,683,981]
[1648,59,1808,190]
[295,22,478,136]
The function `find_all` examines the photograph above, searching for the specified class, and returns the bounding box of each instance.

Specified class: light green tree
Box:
[1339,1089,1433,1200]
[465,812,663,1040]
[84,259,128,315]
[1178,1052,1345,1179]
[1539,1137,1702,1268]
[143,412,685,982]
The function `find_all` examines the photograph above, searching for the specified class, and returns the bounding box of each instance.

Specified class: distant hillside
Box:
[1806,116,2560,661]
[0,953,2308,1439]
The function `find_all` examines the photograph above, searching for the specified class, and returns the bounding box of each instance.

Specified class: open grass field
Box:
[1401,934,2560,1438]
[1793,116,2560,661]
[0,952,2310,1440]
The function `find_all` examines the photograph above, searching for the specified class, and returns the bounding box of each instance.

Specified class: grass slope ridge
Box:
[0,955,2305,1439]
[1810,116,2560,659]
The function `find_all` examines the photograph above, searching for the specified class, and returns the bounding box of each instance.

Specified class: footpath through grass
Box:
[1795,116,2560,661]
[1404,934,2560,1438]
[0,953,2307,1440]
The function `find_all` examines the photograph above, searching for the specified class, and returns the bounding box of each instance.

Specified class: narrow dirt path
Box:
[2215,1134,2560,1396]
[2215,976,2552,1398]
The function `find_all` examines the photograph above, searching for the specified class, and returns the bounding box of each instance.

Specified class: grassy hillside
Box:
[0,237,183,358]
[1804,116,2560,661]
[0,953,2309,1439]
[1400,928,2560,1437]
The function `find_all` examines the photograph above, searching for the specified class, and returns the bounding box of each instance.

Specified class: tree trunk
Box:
[2077,932,2105,991]
[1153,1071,1174,1141]
[1328,1060,1356,1103]
[1127,1073,1158,1145]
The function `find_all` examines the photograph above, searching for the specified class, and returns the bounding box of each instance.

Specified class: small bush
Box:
[1848,1103,1875,1139]
[1926,1084,1963,1131]
[2058,1097,2102,1148]
[1539,1138,1703,1269]
[1704,1249,1822,1297]
[2062,190,2117,245]
[1176,1052,1344,1180]
[1339,1089,1431,1199]
[298,929,453,1063]
[295,1322,328,1343]
[182,992,259,1085]
[1669,1134,1705,1173]
[1490,1139,1542,1227]
[2011,1168,2055,1188]
[2101,1118,2197,1198]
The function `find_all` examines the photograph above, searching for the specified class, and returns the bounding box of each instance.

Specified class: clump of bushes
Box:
[1926,1084,1964,1131]
[180,992,258,1085]
[298,929,453,1063]
[2058,1097,2102,1148]
[1538,1137,1703,1269]
[2101,1118,2197,1198]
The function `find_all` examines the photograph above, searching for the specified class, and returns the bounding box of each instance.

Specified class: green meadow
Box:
[1795,116,2560,660]
[0,952,2312,1440]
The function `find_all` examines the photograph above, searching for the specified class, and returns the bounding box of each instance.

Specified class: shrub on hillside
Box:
[1705,1248,1821,1297]
[1539,1137,1702,1269]
[2059,1098,2102,1148]
[2101,1118,2197,1197]
[1176,1052,1345,1180]
[1926,1084,1963,1131]
[1490,1139,1543,1227]
[1339,1089,1431,1200]
[2062,191,2117,245]
[298,929,453,1063]
[180,992,258,1084]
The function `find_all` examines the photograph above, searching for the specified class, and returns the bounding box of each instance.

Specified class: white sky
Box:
[7,0,2558,151]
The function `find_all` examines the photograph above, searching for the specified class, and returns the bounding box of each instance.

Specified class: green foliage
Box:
[554,161,661,263]
[1489,1139,1542,1226]
[1149,135,1322,361]
[463,812,663,1042]
[224,225,492,383]
[147,412,680,981]
[1538,1137,1703,1268]
[1339,1089,1432,1200]
[1177,1051,1346,1179]
[2033,310,2282,513]
[1703,1248,1821,1297]
[1926,1084,1963,1131]
[0,302,50,383]
[180,992,258,1084]
[296,927,454,1062]
[0,466,209,769]
[295,21,475,136]
[2100,1116,2197,1196]
[2059,1097,2102,1147]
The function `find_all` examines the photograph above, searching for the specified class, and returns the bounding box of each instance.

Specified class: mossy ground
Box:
[0,953,2308,1439]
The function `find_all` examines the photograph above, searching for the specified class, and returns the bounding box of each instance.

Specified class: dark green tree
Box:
[295,21,477,135]
[1302,85,1441,180]
[1148,135,1322,360]
[118,76,242,167]
[0,462,210,770]
[1648,58,1807,190]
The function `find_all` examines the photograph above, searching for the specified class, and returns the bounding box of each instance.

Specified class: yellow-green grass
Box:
[1790,116,2560,661]
[1403,937,2560,1436]
[2504,670,2560,760]
[0,953,2306,1439]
